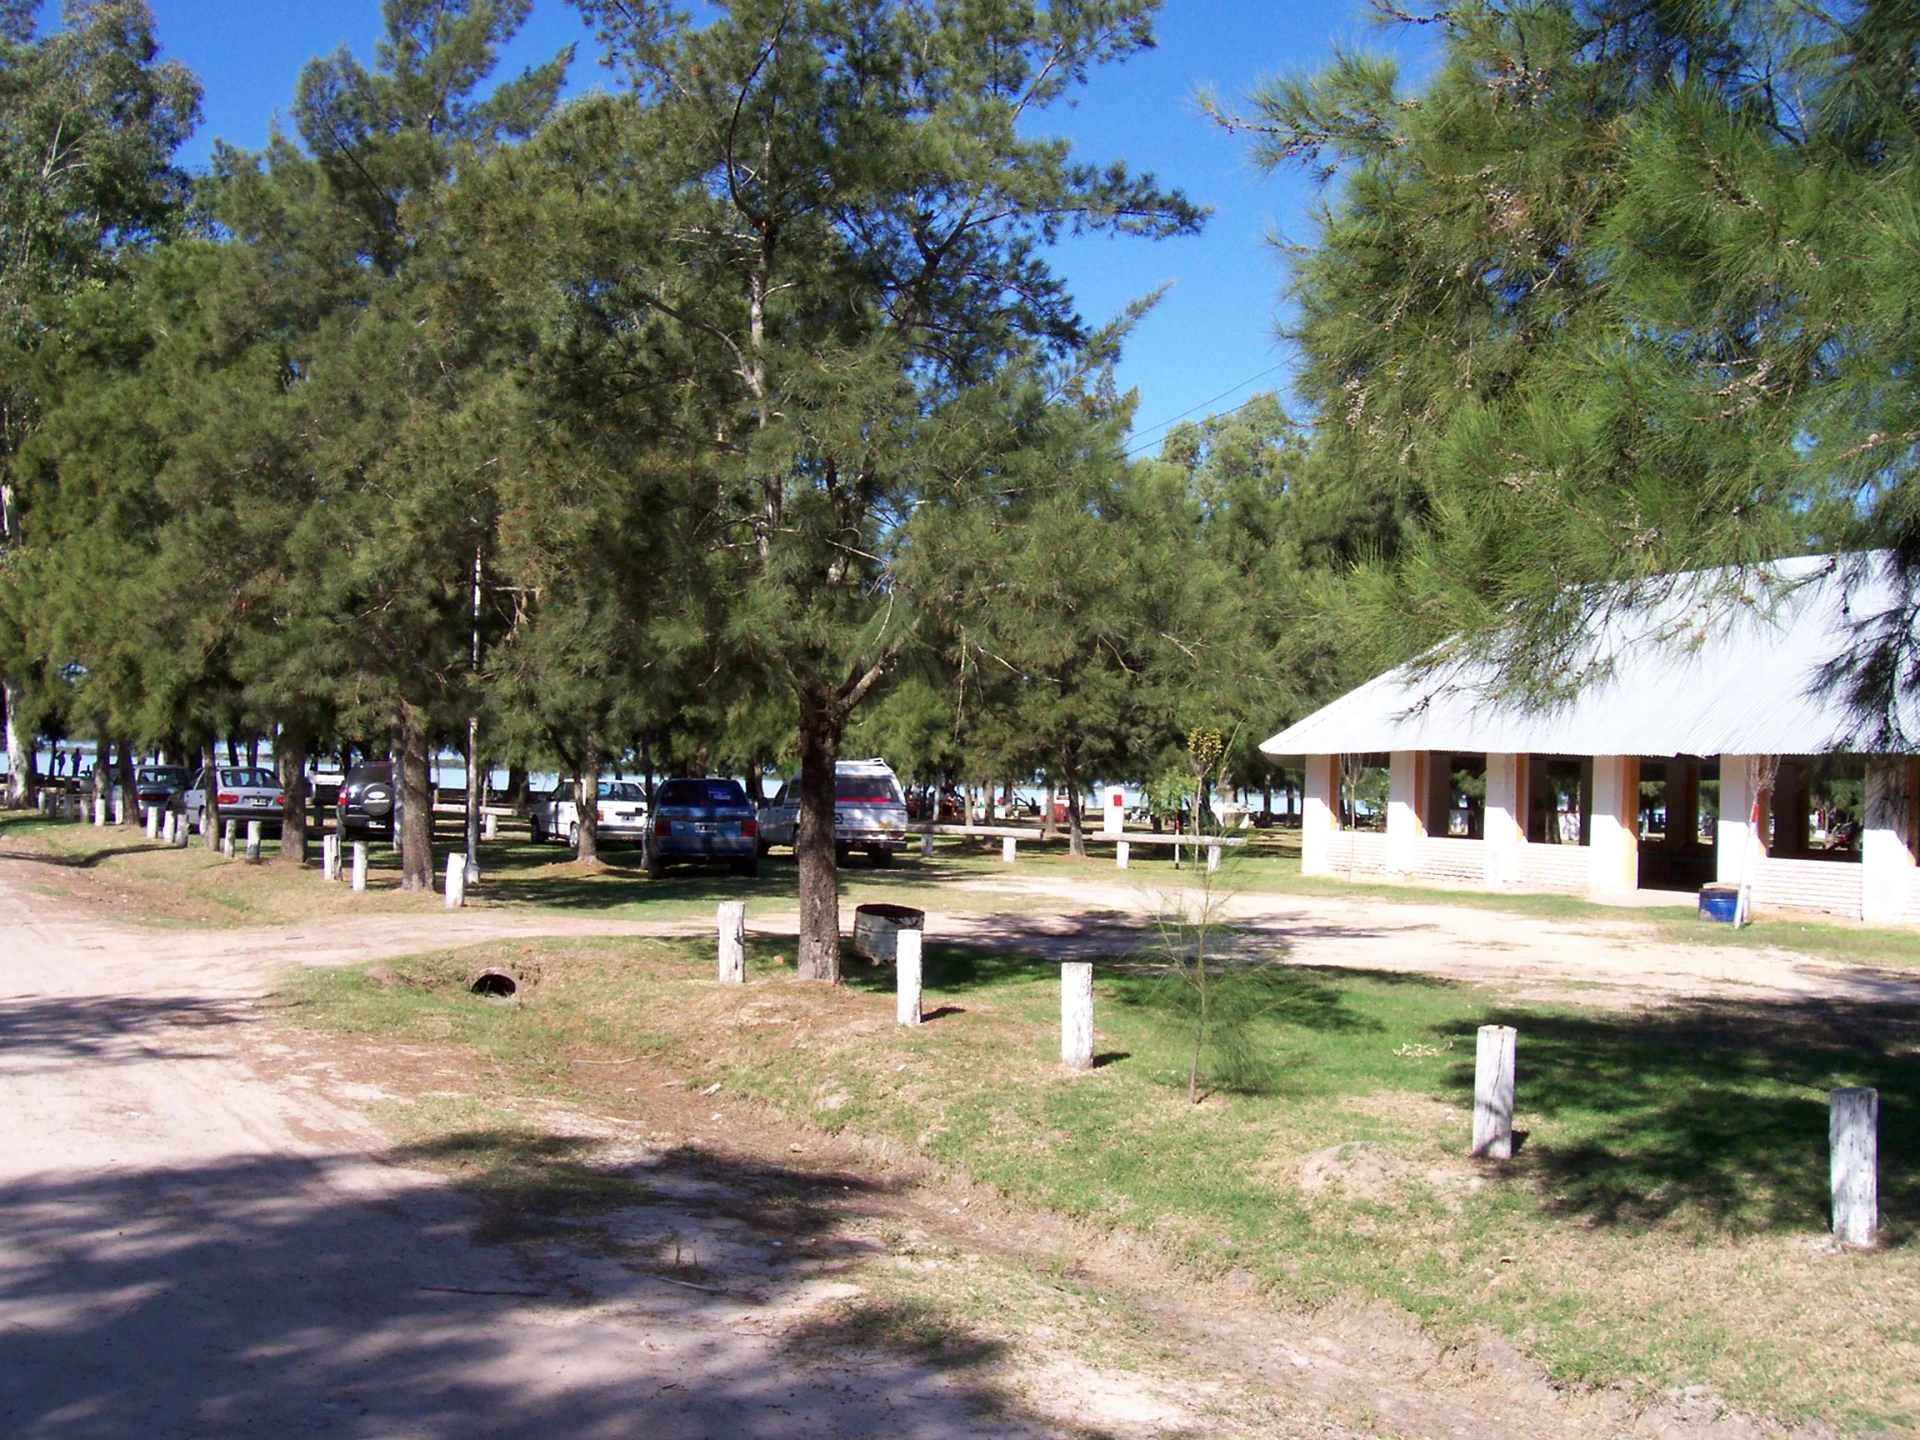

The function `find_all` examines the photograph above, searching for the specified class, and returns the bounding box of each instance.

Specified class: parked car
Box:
[531,780,650,848]
[134,764,192,811]
[757,759,910,866]
[177,765,286,833]
[336,761,398,838]
[646,777,759,878]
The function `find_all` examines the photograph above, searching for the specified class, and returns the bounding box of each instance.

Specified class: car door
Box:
[760,781,799,846]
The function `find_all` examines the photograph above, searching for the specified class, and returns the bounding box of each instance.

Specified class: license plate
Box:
[695,823,716,834]
[250,797,272,807]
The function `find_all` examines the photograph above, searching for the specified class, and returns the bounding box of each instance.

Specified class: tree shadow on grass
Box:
[0,1128,1054,1439]
[1441,997,1920,1235]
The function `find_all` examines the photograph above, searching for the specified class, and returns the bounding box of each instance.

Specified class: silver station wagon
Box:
[756,759,909,866]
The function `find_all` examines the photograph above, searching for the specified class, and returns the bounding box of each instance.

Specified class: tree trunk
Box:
[247,736,259,768]
[3,673,33,807]
[115,740,137,826]
[1040,780,1056,841]
[505,763,529,813]
[225,737,239,767]
[1062,746,1087,859]
[202,742,222,849]
[397,720,434,890]
[574,735,600,865]
[280,732,310,865]
[795,683,842,982]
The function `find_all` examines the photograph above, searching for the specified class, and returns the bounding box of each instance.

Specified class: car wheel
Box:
[530,818,545,844]
[733,855,760,878]
[869,847,892,868]
[756,839,770,857]
[834,844,851,866]
[567,821,580,849]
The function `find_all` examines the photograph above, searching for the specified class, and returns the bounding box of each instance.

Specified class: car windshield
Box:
[598,781,644,801]
[657,779,748,808]
[138,766,187,784]
[219,768,276,789]
[836,775,900,802]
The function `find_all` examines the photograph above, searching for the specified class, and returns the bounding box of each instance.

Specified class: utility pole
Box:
[465,545,482,886]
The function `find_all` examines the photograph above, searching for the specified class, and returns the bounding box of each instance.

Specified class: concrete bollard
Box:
[896,927,923,1026]
[112,791,126,826]
[172,812,189,848]
[717,900,746,983]
[222,818,235,858]
[36,791,48,815]
[1831,1087,1879,1247]
[93,796,106,827]
[1116,840,1130,870]
[920,831,933,859]
[351,841,368,892]
[1207,843,1222,873]
[145,806,159,839]
[445,851,466,908]
[245,820,262,863]
[1470,1025,1517,1159]
[320,833,336,881]
[1001,836,1017,864]
[483,811,498,841]
[1061,961,1094,1072]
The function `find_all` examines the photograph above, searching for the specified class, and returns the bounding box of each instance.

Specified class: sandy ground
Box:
[929,872,1920,1007]
[0,852,1882,1438]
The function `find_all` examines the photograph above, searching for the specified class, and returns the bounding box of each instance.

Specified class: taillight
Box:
[742,818,757,838]
[217,793,238,805]
[654,818,671,838]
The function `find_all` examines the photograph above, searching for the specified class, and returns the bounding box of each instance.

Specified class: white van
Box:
[756,759,910,865]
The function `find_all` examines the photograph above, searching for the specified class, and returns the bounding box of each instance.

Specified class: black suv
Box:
[336,761,399,838]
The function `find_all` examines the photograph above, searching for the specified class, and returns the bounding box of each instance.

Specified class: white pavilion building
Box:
[1259,554,1920,923]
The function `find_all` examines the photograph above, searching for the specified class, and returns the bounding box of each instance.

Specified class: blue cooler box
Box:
[1699,885,1740,923]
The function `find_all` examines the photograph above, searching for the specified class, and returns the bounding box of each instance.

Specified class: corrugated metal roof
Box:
[1260,553,1920,759]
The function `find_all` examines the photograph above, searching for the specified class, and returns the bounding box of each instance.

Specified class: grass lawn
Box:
[278,932,1920,1432]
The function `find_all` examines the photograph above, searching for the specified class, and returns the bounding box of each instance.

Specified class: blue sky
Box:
[136,1,1437,450]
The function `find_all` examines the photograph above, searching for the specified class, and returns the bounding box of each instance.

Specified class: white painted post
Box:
[1861,759,1915,924]
[445,851,466,908]
[717,900,746,983]
[1831,1087,1878,1247]
[320,832,336,881]
[36,790,48,815]
[1386,750,1424,875]
[1001,835,1017,864]
[1483,753,1525,887]
[172,813,189,849]
[145,806,159,839]
[112,790,125,826]
[1101,784,1126,838]
[221,818,235,858]
[244,820,262,862]
[920,830,933,858]
[351,840,368,892]
[1470,1025,1517,1159]
[1207,842,1222,873]
[92,795,107,827]
[483,811,498,841]
[1115,839,1130,870]
[1061,962,1093,1072]
[896,928,923,1026]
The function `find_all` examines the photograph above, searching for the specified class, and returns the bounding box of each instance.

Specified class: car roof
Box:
[834,758,895,773]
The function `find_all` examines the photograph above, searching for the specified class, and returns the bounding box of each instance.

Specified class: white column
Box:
[896,928,923,1026]
[1101,784,1125,837]
[1301,754,1340,876]
[1386,751,1425,876]
[1588,755,1639,894]
[1115,840,1130,870]
[1717,755,1761,886]
[1001,835,1016,863]
[716,901,745,982]
[1060,962,1093,1071]
[351,841,368,892]
[444,851,466,908]
[1861,758,1914,925]
[1483,753,1525,886]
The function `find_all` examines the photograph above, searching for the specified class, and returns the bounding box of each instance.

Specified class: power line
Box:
[1122,362,1289,458]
